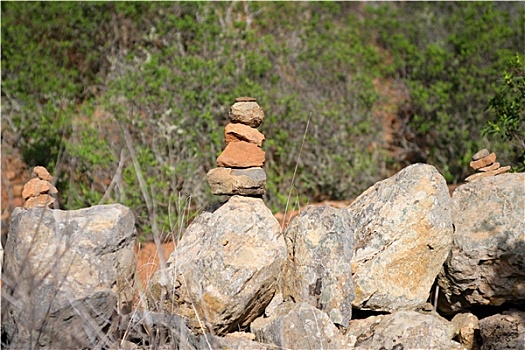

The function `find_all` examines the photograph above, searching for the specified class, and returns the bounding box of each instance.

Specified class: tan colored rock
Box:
[224,123,265,147]
[23,194,55,209]
[469,152,496,170]
[235,96,257,102]
[478,162,500,172]
[472,149,490,161]
[217,141,265,168]
[21,178,54,199]
[33,166,53,181]
[451,313,480,350]
[229,101,264,127]
[207,167,266,196]
[465,165,511,182]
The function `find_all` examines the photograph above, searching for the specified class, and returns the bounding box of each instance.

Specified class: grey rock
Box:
[479,309,525,350]
[351,310,460,350]
[207,167,266,196]
[149,195,286,335]
[251,302,350,349]
[438,173,525,314]
[1,205,137,349]
[347,163,453,312]
[229,101,264,127]
[451,312,481,350]
[281,205,354,327]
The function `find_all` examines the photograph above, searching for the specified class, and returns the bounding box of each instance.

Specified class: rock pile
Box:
[21,166,58,209]
[465,148,511,182]
[206,97,267,196]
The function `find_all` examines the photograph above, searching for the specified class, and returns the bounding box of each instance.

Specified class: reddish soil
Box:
[134,241,176,288]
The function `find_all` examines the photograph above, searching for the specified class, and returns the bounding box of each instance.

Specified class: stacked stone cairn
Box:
[21,166,58,209]
[206,97,267,197]
[465,148,511,182]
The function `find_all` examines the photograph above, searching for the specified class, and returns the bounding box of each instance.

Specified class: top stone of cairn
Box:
[229,98,264,128]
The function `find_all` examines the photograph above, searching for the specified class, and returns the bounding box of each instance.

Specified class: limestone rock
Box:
[206,167,266,196]
[351,310,461,350]
[217,141,265,168]
[479,309,525,350]
[472,149,490,161]
[225,122,265,147]
[229,101,264,127]
[1,204,137,349]
[438,173,525,314]
[281,205,354,327]
[251,302,350,350]
[451,312,481,350]
[33,165,53,181]
[149,196,286,335]
[470,152,496,170]
[347,163,453,312]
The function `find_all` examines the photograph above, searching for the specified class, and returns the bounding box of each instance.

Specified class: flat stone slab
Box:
[470,152,496,170]
[207,167,266,196]
[217,141,265,168]
[225,123,265,147]
[465,165,510,182]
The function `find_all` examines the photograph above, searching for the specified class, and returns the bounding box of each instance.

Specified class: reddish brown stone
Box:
[470,153,496,170]
[235,97,257,102]
[229,102,264,127]
[478,162,500,172]
[465,166,511,182]
[23,194,55,209]
[217,141,265,168]
[33,166,53,181]
[224,123,265,147]
[22,178,53,199]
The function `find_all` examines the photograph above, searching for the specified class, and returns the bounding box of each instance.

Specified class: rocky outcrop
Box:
[251,302,350,349]
[148,195,286,335]
[438,173,525,314]
[207,97,267,196]
[347,163,453,312]
[281,205,354,327]
[1,204,137,349]
[479,309,525,350]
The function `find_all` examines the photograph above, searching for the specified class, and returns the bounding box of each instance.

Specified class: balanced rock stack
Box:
[465,148,511,182]
[207,97,267,197]
[21,166,58,209]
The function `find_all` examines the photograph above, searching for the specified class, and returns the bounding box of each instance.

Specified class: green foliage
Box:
[3,2,523,239]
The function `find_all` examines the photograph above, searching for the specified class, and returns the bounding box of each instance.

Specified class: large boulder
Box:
[251,302,350,349]
[479,309,525,350]
[148,195,286,335]
[347,163,453,312]
[281,205,354,327]
[349,310,461,350]
[1,205,137,349]
[438,173,525,314]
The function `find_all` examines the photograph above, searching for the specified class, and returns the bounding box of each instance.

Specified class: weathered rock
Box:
[149,196,286,335]
[479,309,525,350]
[229,101,264,127]
[216,141,265,168]
[346,315,386,349]
[470,152,496,170]
[472,149,490,161]
[21,177,56,198]
[478,162,500,172]
[451,312,481,350]
[225,122,265,147]
[22,193,55,209]
[206,167,266,196]
[1,204,137,349]
[438,173,525,314]
[33,165,53,181]
[347,163,453,312]
[351,310,461,350]
[251,302,350,349]
[281,205,354,327]
[465,165,511,182]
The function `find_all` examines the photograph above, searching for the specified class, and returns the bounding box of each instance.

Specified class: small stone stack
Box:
[207,97,267,197]
[22,166,58,209]
[465,149,511,182]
